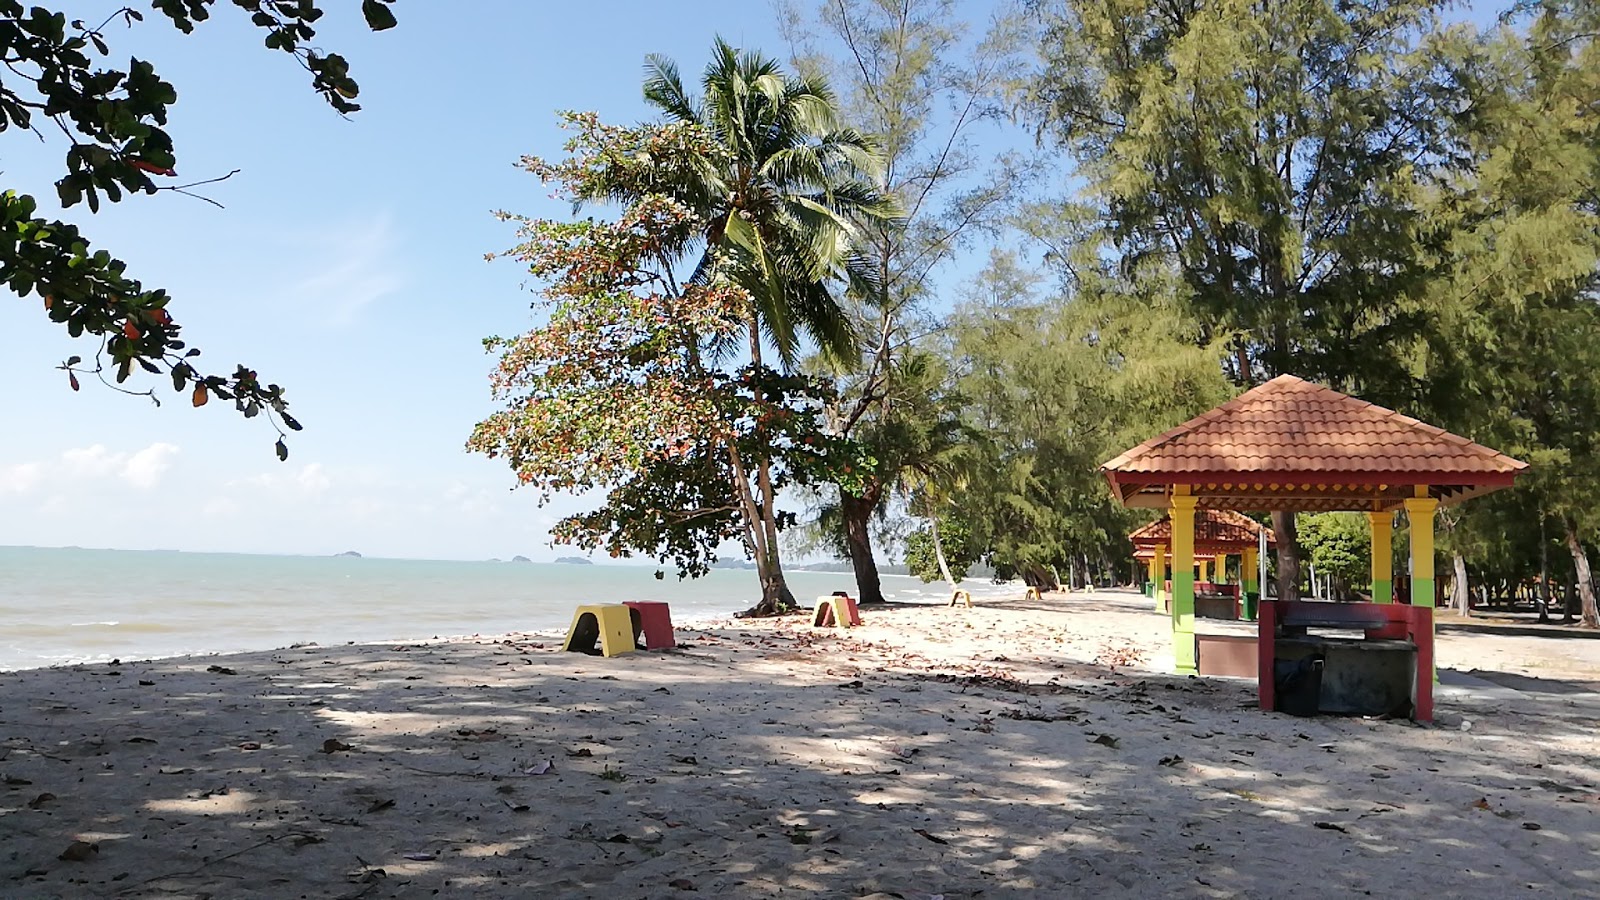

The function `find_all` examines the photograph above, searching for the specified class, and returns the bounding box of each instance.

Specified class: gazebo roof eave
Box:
[1107,469,1521,488]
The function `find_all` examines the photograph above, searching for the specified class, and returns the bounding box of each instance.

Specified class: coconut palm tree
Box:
[640,38,892,366]
[576,39,891,613]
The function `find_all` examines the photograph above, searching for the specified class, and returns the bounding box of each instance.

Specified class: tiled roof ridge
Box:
[1129,508,1276,544]
[1102,374,1527,475]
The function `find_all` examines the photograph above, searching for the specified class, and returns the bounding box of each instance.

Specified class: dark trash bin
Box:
[1274,656,1324,717]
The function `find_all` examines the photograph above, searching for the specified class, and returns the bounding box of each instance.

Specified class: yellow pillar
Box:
[1153,543,1167,612]
[1214,553,1228,584]
[1241,545,1259,620]
[1198,559,1209,583]
[1405,489,1439,681]
[1171,492,1198,674]
[1405,491,1438,608]
[1369,510,1394,603]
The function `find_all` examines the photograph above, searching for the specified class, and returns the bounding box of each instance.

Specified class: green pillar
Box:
[1171,492,1197,675]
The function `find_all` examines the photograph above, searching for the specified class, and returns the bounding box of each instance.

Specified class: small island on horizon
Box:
[334,551,362,558]
[553,556,593,565]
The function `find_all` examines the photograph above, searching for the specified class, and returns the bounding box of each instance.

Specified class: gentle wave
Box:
[0,546,992,671]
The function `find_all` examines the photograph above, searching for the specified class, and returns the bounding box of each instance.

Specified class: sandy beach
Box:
[2,587,1596,898]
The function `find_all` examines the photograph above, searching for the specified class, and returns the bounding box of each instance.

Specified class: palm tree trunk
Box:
[1567,523,1600,629]
[1539,514,1551,623]
[840,484,885,604]
[1271,511,1300,602]
[930,516,956,588]
[741,320,795,615]
[1451,552,1470,617]
[725,442,779,611]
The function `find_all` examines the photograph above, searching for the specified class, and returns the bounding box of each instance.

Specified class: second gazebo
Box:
[1131,509,1274,619]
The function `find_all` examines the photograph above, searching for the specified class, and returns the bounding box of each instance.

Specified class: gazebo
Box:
[1131,509,1275,619]
[1102,375,1526,718]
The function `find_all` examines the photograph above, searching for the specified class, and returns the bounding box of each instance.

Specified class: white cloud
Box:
[0,462,42,494]
[8,443,181,493]
[62,444,122,478]
[122,443,180,489]
[237,462,332,496]
[290,214,405,327]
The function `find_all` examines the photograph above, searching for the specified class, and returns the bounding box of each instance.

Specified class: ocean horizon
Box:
[0,545,980,671]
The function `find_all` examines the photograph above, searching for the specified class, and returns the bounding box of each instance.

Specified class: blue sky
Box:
[0,1,815,560]
[0,1,1507,562]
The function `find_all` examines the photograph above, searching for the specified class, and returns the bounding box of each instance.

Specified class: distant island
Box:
[511,555,532,563]
[334,551,362,558]
[553,556,593,565]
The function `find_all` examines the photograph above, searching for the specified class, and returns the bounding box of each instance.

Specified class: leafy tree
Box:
[1025,0,1466,599]
[4,0,400,456]
[1412,2,1600,627]
[779,0,1026,602]
[948,249,1231,589]
[1299,513,1369,600]
[472,114,871,615]
[905,513,978,584]
[587,38,891,610]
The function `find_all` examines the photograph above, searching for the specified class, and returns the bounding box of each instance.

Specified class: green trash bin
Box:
[1243,590,1260,621]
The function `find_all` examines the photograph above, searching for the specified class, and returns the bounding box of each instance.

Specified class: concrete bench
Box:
[1258,600,1433,721]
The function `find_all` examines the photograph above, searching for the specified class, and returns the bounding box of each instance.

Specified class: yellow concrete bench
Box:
[562,604,636,657]
[948,589,972,608]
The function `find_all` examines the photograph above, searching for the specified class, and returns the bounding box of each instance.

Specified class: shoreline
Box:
[0,579,1022,675]
[3,588,1595,897]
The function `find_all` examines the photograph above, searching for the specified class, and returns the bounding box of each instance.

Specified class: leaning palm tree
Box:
[577,39,892,613]
[641,38,893,366]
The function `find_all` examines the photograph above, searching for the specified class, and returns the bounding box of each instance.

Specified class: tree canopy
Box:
[4,0,400,457]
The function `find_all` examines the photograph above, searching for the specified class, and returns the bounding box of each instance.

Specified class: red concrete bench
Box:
[1258,600,1433,722]
[623,601,676,650]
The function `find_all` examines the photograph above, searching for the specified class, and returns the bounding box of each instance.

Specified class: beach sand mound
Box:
[1,590,1596,898]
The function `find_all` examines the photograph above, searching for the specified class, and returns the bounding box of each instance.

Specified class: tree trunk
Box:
[840,483,885,604]
[738,322,796,616]
[1538,515,1551,623]
[1564,522,1598,628]
[753,457,796,613]
[726,442,792,616]
[1271,511,1300,602]
[1021,562,1059,591]
[930,516,956,588]
[1451,553,1470,617]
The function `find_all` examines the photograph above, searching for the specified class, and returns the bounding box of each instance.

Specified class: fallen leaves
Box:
[912,828,949,845]
[1091,734,1120,749]
[1313,821,1348,833]
[322,739,354,754]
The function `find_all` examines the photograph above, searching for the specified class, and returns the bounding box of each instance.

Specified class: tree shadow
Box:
[1435,620,1600,641]
[1459,668,1600,695]
[1,628,1594,898]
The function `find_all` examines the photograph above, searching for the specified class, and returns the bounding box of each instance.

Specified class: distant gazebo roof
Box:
[1102,375,1526,511]
[1129,509,1275,555]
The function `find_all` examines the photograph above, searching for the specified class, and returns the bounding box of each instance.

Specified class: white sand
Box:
[2,588,1596,898]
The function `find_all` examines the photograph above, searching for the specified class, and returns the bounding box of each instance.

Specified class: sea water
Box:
[0,546,964,671]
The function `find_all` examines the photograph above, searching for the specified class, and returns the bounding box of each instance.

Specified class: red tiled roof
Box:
[1103,375,1526,481]
[1129,509,1275,549]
